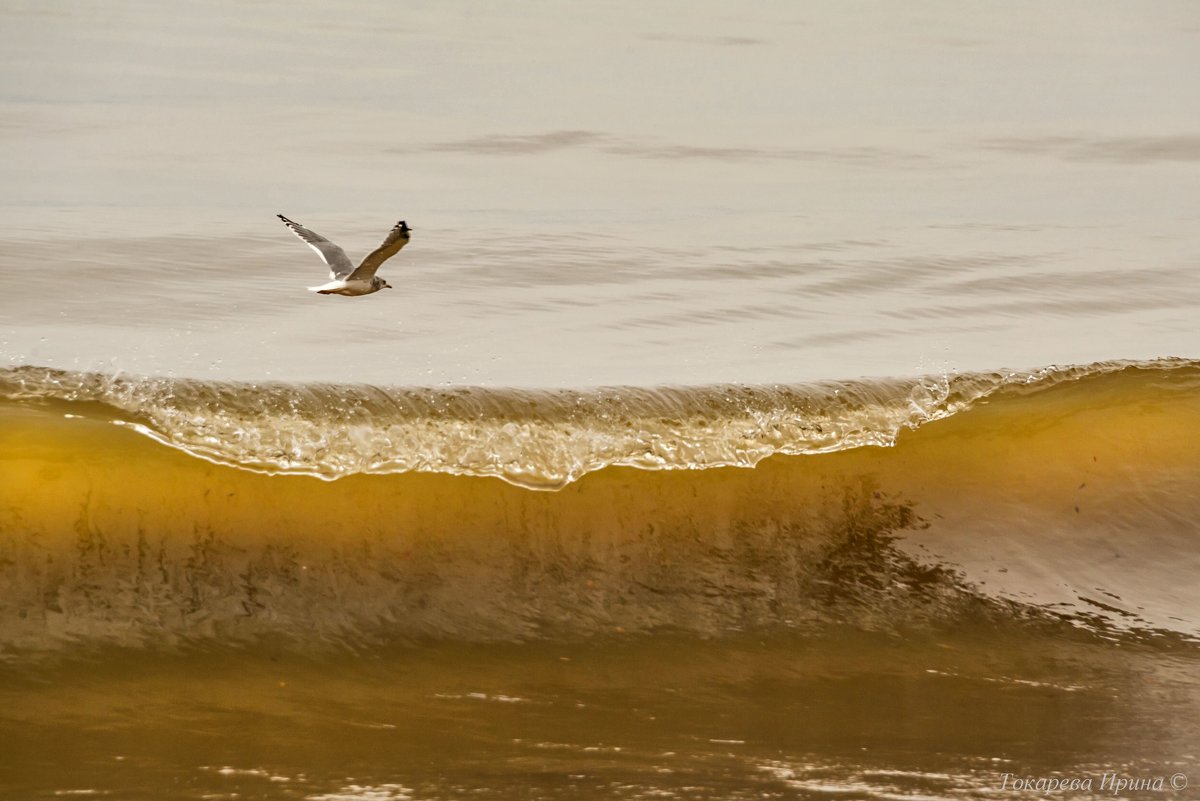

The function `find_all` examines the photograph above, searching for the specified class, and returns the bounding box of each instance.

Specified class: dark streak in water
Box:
[414,129,928,165]
[641,33,770,47]
[980,133,1200,163]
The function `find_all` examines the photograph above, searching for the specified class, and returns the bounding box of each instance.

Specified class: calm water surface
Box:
[2,1,1198,385]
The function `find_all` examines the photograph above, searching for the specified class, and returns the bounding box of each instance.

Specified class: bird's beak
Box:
[385,283,393,289]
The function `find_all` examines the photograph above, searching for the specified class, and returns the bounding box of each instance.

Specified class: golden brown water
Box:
[4,635,1197,800]
[3,363,1200,798]
[2,361,1198,647]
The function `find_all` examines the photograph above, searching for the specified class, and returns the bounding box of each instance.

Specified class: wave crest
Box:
[0,359,1192,489]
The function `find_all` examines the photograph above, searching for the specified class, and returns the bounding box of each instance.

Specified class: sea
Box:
[2,2,1199,799]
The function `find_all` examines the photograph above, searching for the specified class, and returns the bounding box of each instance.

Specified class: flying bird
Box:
[277,214,411,296]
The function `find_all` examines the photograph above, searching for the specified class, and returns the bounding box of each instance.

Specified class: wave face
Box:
[1,360,1198,655]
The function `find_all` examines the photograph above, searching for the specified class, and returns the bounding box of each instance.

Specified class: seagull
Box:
[277,214,411,296]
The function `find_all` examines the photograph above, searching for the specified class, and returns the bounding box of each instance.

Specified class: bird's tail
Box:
[307,279,345,294]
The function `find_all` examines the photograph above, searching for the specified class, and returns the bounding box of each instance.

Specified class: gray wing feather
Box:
[277,214,356,279]
[349,220,411,281]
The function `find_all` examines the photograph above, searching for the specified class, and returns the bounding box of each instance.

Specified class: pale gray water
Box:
[2,1,1198,386]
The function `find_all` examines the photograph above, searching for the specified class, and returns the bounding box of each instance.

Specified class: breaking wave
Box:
[1,359,1198,655]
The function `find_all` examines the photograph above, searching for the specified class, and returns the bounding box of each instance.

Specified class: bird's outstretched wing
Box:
[277,214,356,279]
[349,220,411,281]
